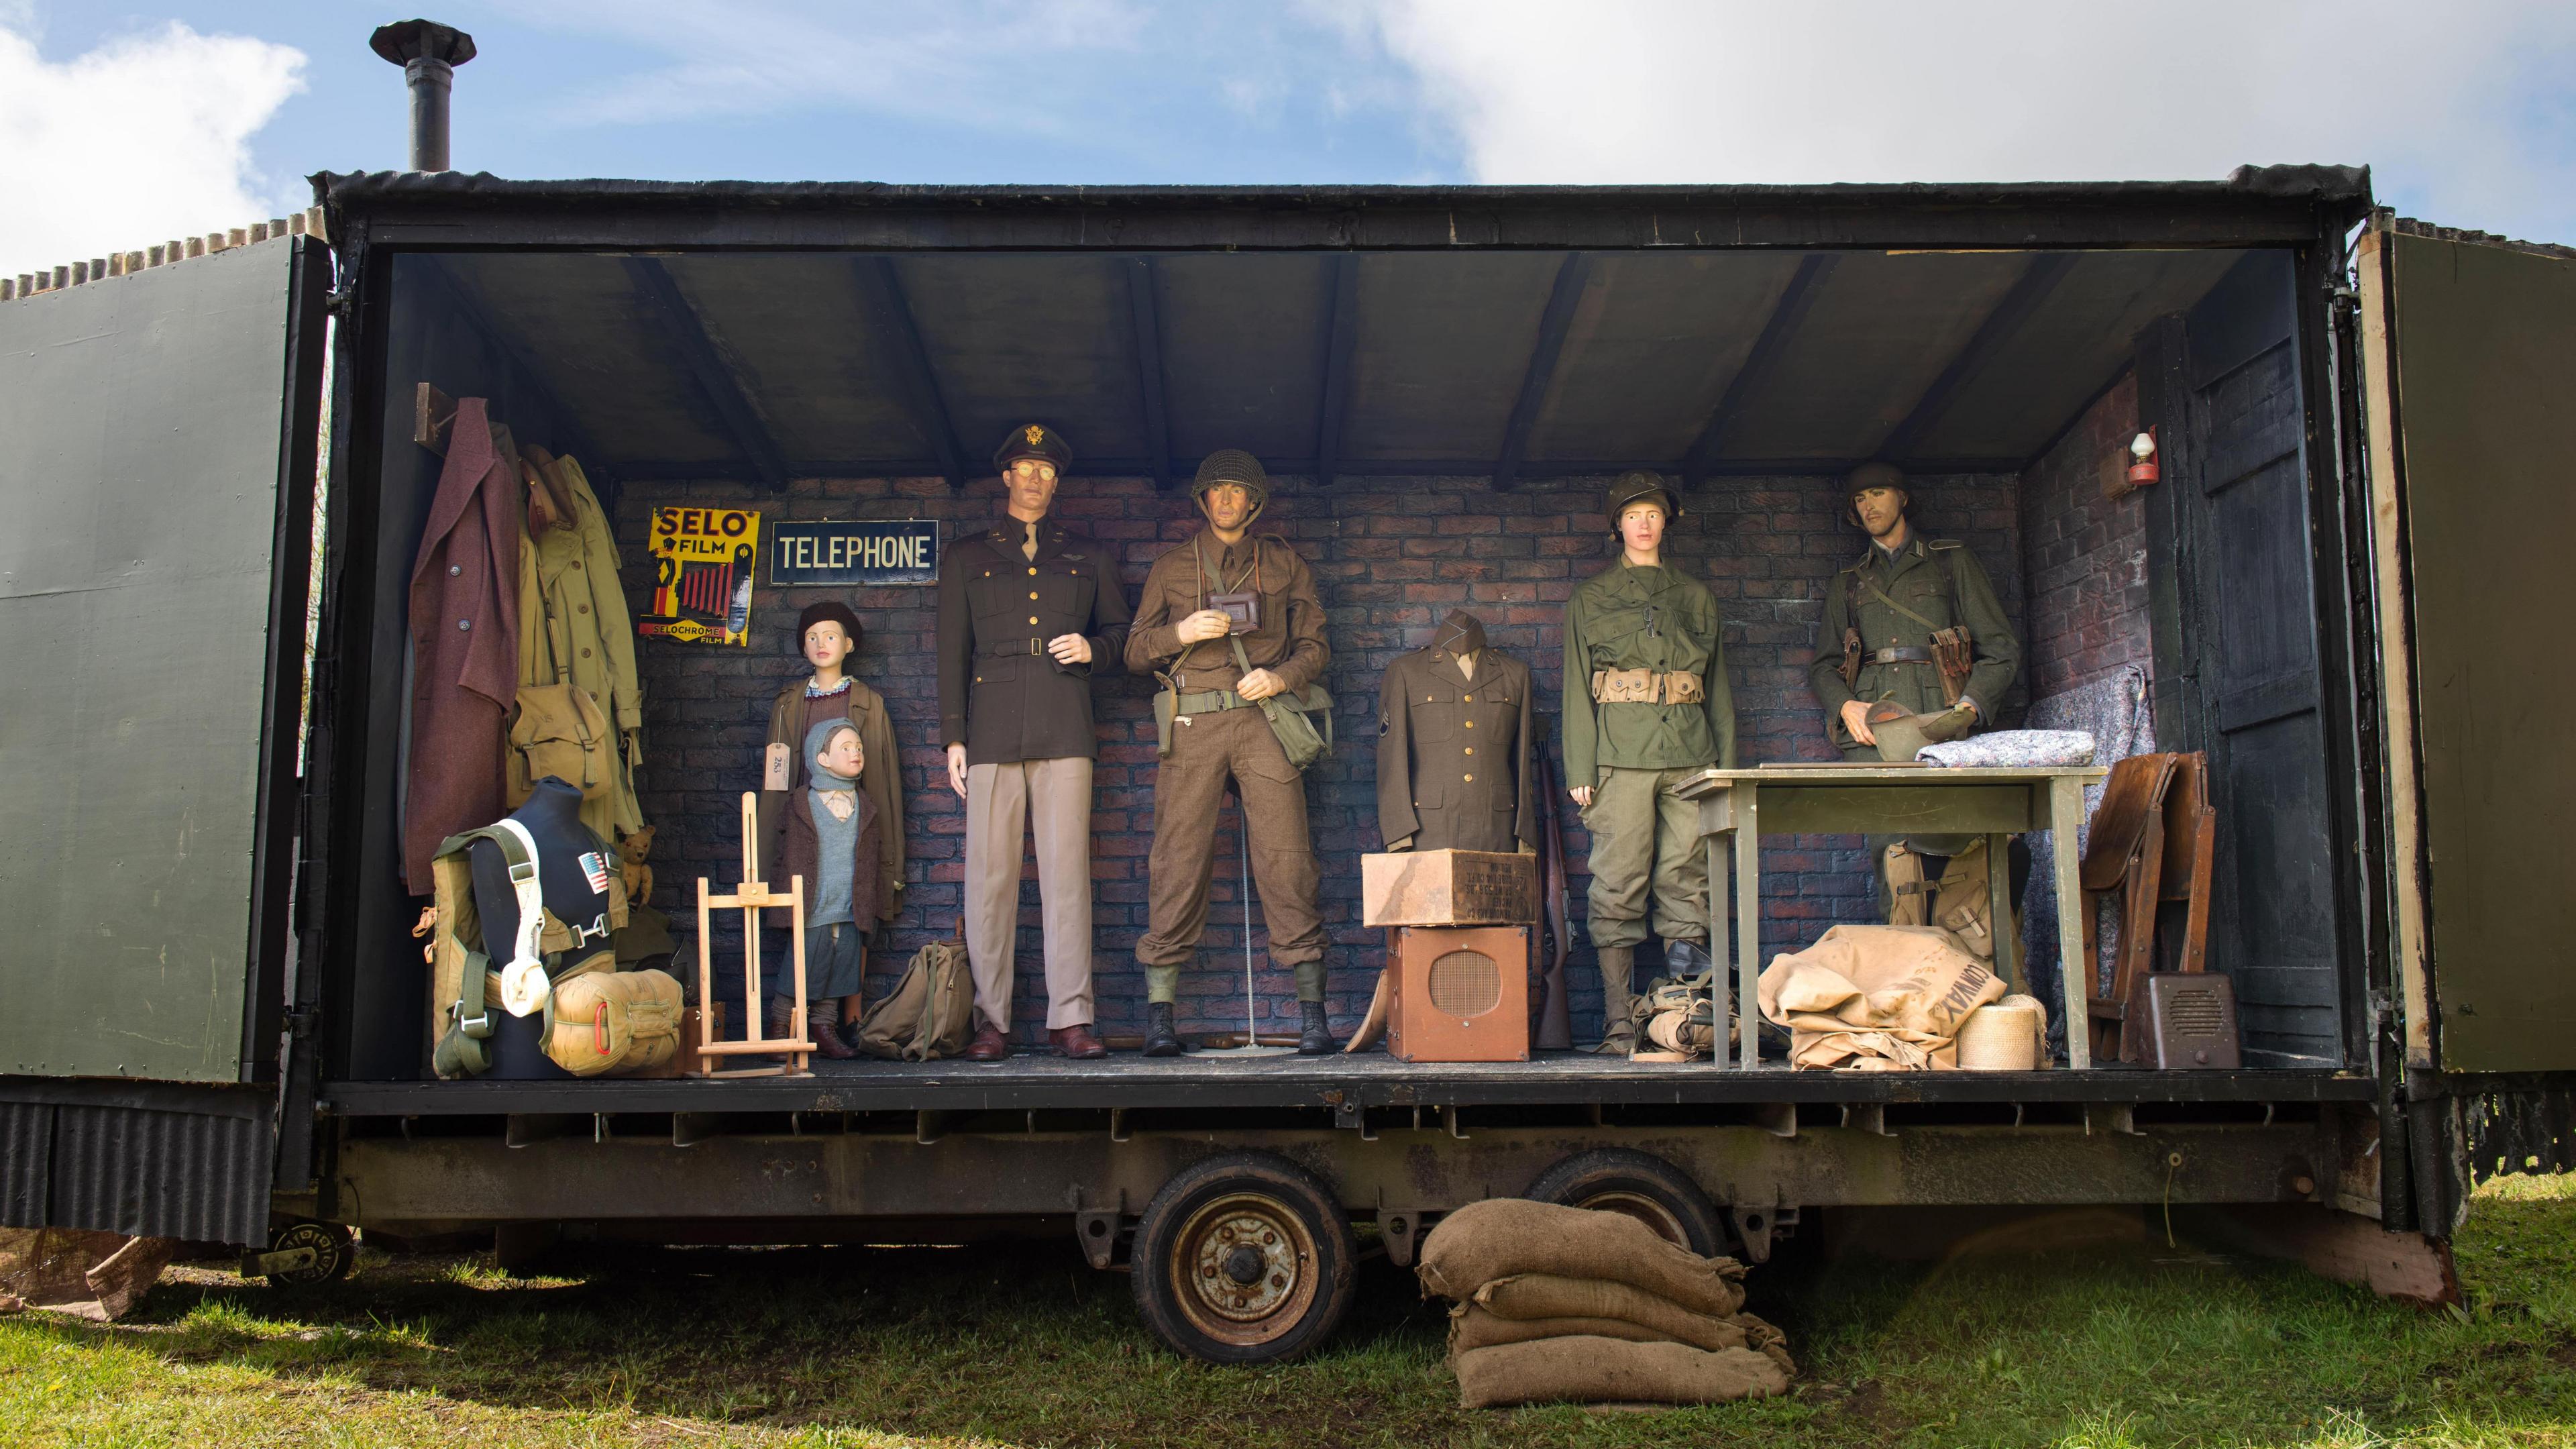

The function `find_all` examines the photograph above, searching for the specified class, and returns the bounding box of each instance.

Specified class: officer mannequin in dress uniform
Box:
[936,423,1132,1063]
[466,776,617,1080]
[1378,610,1539,857]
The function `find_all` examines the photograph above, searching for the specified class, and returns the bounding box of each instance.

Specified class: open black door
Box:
[0,237,327,1242]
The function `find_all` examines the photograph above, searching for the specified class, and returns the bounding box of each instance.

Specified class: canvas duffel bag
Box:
[542,961,684,1077]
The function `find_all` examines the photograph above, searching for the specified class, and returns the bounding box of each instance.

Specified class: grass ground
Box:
[2,1174,2570,1449]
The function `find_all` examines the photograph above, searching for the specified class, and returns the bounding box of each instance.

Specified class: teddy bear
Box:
[616,824,655,908]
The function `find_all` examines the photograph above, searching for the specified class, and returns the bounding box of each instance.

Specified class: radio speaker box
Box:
[1361,849,1539,927]
[1386,925,1529,1063]
[2124,973,2240,1069]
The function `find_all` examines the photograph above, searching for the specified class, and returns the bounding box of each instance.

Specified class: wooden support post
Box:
[2051,775,2092,1071]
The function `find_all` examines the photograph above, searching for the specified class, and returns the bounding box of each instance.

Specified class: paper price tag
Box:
[763,743,792,791]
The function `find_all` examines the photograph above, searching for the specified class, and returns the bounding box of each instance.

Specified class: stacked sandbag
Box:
[1756,923,2005,1070]
[1417,1198,1793,1408]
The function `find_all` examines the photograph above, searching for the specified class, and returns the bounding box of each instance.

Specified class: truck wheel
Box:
[1526,1148,1725,1257]
[262,1222,354,1286]
[1131,1152,1356,1364]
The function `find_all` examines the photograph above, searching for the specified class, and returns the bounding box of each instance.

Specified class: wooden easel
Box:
[694,792,814,1077]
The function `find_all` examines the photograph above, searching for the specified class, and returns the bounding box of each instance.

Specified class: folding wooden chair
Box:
[2080,751,2215,1063]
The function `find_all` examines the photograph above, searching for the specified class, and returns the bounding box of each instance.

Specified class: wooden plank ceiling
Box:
[430,247,2250,490]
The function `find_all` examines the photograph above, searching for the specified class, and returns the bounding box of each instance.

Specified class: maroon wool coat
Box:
[402,397,521,893]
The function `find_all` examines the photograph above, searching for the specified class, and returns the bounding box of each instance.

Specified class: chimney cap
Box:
[369,19,476,68]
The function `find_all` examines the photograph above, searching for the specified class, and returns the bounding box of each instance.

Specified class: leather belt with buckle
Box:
[1868,647,1935,665]
[978,638,1048,659]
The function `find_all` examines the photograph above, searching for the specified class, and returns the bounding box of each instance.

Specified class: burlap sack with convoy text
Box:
[1756,924,2005,1071]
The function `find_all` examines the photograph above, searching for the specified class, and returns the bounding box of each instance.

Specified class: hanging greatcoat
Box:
[515,452,645,840]
[404,397,520,894]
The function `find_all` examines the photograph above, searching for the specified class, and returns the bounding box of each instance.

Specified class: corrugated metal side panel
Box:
[0,1083,273,1245]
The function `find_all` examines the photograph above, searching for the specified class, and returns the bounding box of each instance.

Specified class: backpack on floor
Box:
[853,925,975,1062]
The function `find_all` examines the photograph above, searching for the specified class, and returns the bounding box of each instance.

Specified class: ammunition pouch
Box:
[1589,668,1707,706]
[1230,636,1334,773]
[1839,627,1862,688]
[1931,627,1973,707]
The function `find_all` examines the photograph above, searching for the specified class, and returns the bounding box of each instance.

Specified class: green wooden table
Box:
[1674,764,2108,1071]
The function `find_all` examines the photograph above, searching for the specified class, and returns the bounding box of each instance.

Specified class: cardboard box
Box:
[1387,925,1529,1063]
[1360,849,1539,927]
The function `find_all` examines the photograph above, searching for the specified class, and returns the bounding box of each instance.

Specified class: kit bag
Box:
[541,959,684,1077]
[506,682,614,805]
[1931,839,2000,960]
[854,930,975,1062]
[1228,635,1334,772]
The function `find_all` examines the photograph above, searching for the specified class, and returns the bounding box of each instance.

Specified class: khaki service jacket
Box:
[1377,645,1538,855]
[1560,561,1737,784]
[936,517,1132,765]
[1808,535,2020,747]
[515,453,645,839]
[1125,530,1328,694]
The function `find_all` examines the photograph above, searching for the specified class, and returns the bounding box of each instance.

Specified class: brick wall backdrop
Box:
[2019,373,2156,704]
[617,469,2022,1044]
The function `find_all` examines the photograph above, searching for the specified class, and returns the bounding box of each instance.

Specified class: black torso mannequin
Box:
[466,777,616,1080]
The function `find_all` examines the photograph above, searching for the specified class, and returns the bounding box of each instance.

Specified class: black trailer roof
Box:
[321,164,2371,486]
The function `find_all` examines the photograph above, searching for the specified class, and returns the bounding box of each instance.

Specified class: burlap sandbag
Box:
[1471,1273,1747,1348]
[1452,1298,1797,1372]
[1756,924,2005,1070]
[1452,1336,1790,1409]
[1417,1199,1747,1317]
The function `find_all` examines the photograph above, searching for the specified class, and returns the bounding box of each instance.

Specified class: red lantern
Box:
[2126,428,2160,486]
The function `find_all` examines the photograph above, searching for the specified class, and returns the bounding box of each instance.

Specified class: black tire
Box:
[1131,1151,1357,1364]
[262,1221,354,1286]
[1525,1148,1725,1258]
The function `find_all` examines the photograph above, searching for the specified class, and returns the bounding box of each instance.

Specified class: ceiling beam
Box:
[1681,252,1841,489]
[1492,252,1592,492]
[602,454,2035,485]
[1310,254,1360,488]
[1126,257,1173,489]
[852,256,966,492]
[621,256,790,492]
[1876,251,2078,464]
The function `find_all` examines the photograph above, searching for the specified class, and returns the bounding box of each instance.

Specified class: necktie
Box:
[1022,523,1039,561]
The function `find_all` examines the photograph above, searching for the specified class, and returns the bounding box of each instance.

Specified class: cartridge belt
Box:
[1590,667,1707,705]
[1867,646,1935,665]
[1175,688,1254,716]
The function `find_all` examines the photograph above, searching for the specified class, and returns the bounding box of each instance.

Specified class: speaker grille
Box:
[2164,982,2229,1035]
[1427,950,1501,1016]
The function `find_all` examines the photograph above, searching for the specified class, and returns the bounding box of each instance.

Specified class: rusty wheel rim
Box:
[1572,1189,1690,1248]
[1169,1191,1320,1346]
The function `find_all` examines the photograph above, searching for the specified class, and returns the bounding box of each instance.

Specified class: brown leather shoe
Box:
[808,1002,856,1061]
[964,1023,1009,1062]
[1049,1023,1107,1060]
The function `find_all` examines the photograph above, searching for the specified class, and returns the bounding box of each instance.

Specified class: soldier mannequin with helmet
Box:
[1808,462,2025,913]
[1561,471,1737,1056]
[936,424,1134,1063]
[1126,450,1336,1057]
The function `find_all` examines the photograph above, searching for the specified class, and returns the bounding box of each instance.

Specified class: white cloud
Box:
[0,20,305,280]
[1340,0,2576,244]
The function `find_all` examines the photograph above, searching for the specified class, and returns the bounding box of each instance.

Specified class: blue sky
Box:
[6,1,2574,277]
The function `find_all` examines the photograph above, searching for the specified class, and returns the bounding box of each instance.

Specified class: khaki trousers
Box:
[963,756,1096,1031]
[1581,764,1710,950]
[1136,706,1327,1003]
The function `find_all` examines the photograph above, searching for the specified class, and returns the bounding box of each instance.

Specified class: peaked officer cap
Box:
[994,422,1073,473]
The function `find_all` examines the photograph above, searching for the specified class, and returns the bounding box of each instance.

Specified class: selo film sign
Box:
[641,506,760,647]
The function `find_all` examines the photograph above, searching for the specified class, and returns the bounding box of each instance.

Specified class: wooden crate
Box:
[1360,849,1539,927]
[1387,926,1529,1063]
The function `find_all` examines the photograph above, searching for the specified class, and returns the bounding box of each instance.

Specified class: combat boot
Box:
[1296,1001,1334,1055]
[1141,1002,1182,1057]
[808,1000,855,1061]
[1593,946,1638,1055]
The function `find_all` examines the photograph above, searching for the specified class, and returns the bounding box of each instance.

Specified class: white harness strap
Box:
[492,819,555,1017]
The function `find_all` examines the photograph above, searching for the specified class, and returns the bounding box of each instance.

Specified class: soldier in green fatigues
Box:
[1808,462,2023,910]
[1562,472,1736,1055]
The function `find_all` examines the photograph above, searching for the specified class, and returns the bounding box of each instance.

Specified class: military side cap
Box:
[1605,469,1682,521]
[994,422,1073,472]
[1191,448,1271,505]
